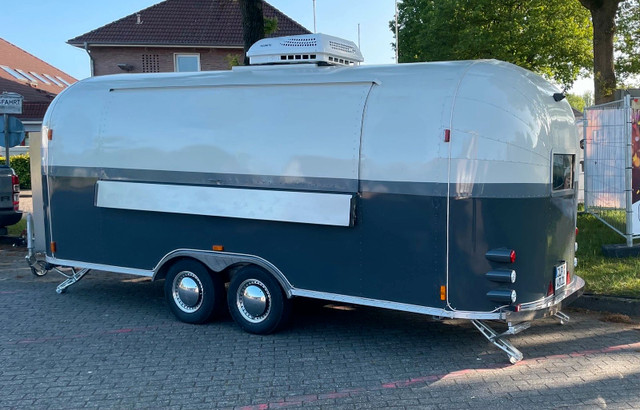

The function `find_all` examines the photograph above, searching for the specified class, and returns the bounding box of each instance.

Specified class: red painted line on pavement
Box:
[238,341,640,409]
[106,328,134,334]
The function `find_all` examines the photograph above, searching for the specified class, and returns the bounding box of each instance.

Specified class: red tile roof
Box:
[0,39,77,121]
[68,0,310,47]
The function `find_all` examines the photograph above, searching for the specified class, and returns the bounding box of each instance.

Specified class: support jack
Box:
[554,311,570,325]
[471,320,530,364]
[54,267,90,294]
[26,252,91,294]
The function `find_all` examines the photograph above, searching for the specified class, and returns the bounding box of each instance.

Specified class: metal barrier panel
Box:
[631,98,640,236]
[584,98,630,242]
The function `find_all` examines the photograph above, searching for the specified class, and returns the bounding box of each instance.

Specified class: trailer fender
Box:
[152,249,294,298]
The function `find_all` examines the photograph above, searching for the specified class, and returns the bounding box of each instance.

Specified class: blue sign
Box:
[0,116,26,148]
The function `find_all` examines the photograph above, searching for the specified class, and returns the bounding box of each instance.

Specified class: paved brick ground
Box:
[1,244,639,409]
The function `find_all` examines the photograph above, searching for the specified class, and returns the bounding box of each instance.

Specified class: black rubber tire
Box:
[227,265,291,334]
[164,259,225,324]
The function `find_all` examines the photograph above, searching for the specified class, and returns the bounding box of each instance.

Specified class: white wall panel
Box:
[96,180,353,227]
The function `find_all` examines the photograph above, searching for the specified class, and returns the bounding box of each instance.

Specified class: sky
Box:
[2,0,593,94]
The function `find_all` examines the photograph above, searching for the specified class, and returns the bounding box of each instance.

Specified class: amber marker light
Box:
[50,241,57,253]
[440,285,446,301]
[212,245,224,251]
[47,129,53,140]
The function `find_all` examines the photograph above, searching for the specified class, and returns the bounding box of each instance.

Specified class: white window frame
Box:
[174,53,201,72]
[29,72,51,84]
[16,69,39,83]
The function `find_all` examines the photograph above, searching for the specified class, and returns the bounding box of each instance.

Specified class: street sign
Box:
[0,116,25,147]
[0,92,23,115]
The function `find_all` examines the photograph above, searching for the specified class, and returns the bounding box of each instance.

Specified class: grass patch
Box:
[7,218,26,236]
[576,212,640,298]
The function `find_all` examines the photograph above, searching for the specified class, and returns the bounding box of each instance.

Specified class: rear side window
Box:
[552,154,575,191]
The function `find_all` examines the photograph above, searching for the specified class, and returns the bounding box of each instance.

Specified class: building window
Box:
[16,69,39,83]
[142,54,160,73]
[56,76,72,86]
[0,65,29,81]
[29,72,51,84]
[43,74,63,87]
[174,54,200,72]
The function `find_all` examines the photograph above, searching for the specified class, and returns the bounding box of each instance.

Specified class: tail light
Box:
[11,174,19,211]
[485,248,516,263]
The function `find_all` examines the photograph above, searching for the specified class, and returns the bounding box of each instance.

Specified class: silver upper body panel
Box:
[42,60,578,188]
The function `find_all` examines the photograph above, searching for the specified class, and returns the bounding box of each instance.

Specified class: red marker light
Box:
[11,174,19,211]
[575,227,579,236]
[510,250,516,263]
[444,129,451,142]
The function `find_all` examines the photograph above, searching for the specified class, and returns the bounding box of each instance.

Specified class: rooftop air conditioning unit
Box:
[247,33,364,66]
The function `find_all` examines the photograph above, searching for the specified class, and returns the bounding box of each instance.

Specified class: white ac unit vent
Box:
[247,33,364,66]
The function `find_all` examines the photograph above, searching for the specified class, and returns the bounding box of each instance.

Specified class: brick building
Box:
[67,0,310,76]
[0,38,76,154]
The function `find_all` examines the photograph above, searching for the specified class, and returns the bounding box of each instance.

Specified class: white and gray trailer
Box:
[27,34,584,363]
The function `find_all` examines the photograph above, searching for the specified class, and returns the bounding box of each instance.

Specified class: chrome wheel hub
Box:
[236,279,271,323]
[172,271,203,313]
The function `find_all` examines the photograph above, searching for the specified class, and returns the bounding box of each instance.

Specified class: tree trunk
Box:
[238,0,265,65]
[579,0,621,104]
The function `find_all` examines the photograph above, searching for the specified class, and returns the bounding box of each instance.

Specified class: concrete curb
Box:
[571,293,640,317]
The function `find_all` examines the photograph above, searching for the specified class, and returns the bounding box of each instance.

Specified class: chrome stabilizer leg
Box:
[55,268,90,294]
[554,311,570,325]
[471,320,527,364]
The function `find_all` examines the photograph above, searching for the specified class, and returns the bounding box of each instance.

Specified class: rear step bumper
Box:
[503,275,585,323]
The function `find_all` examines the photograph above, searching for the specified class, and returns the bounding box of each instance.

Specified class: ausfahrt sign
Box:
[0,92,23,114]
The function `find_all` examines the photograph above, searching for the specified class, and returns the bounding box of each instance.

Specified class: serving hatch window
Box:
[552,154,575,191]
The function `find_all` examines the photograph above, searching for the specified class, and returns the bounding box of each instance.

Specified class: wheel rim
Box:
[236,279,271,323]
[172,271,204,313]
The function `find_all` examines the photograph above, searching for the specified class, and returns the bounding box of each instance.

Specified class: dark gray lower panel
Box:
[45,176,447,308]
[448,194,577,311]
[45,176,575,311]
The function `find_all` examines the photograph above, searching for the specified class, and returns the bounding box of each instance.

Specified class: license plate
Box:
[554,262,567,292]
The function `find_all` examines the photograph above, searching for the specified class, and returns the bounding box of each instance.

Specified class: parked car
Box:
[0,165,21,235]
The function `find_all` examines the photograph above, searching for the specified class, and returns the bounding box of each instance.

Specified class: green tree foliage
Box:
[566,94,586,112]
[264,17,279,35]
[394,0,593,86]
[615,0,640,85]
[566,92,594,111]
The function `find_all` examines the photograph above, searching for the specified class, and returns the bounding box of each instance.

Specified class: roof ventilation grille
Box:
[247,33,364,67]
